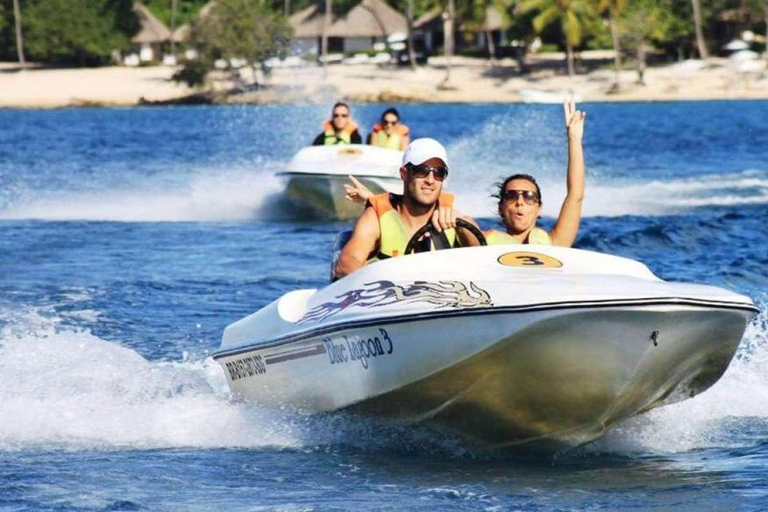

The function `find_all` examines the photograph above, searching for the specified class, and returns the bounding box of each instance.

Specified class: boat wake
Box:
[0,157,766,223]
[0,297,766,456]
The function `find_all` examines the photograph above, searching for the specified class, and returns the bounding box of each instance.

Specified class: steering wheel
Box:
[403,218,488,255]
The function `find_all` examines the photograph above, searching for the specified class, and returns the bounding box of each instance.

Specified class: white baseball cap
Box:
[402,138,449,168]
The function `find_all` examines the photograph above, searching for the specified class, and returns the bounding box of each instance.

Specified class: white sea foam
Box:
[0,166,286,222]
[1,151,766,222]
[0,310,303,451]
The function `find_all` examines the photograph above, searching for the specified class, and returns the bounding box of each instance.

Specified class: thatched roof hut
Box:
[132,2,172,44]
[290,0,407,39]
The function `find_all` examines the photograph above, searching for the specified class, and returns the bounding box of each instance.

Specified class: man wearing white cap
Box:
[335,138,477,279]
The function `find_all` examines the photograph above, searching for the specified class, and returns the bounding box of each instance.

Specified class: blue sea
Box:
[1,102,767,511]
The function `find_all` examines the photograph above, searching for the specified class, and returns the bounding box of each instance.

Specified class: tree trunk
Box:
[13,0,25,66]
[322,0,331,70]
[609,10,621,87]
[407,0,416,70]
[442,0,455,85]
[486,30,497,64]
[285,0,291,17]
[565,38,575,77]
[171,0,178,56]
[636,41,647,85]
[691,0,708,59]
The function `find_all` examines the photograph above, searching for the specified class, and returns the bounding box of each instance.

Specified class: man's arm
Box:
[312,133,325,146]
[350,130,363,144]
[334,207,381,279]
[550,100,586,248]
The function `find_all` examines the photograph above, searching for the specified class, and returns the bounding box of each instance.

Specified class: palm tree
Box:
[406,0,417,70]
[13,0,25,66]
[691,0,708,59]
[518,0,593,76]
[441,0,456,85]
[322,0,331,70]
[598,0,627,88]
[764,0,767,65]
[171,0,179,56]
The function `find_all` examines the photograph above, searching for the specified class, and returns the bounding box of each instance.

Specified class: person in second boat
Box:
[312,102,363,146]
[344,100,586,248]
[367,108,410,150]
[334,138,479,279]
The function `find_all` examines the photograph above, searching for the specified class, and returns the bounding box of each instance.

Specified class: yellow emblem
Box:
[498,251,563,268]
[338,147,364,156]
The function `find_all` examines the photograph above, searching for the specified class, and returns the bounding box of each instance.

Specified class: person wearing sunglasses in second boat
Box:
[367,108,410,151]
[334,138,481,279]
[344,100,587,248]
[312,102,363,146]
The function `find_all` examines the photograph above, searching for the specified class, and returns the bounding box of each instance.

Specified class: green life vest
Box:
[368,192,457,261]
[370,123,410,150]
[323,120,358,145]
[485,228,552,246]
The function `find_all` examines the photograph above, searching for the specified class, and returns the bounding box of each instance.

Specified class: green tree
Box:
[142,0,210,27]
[518,0,595,76]
[598,0,628,88]
[618,0,673,84]
[176,0,291,87]
[21,0,138,66]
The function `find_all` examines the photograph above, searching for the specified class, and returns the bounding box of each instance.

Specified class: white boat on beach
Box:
[277,145,403,220]
[519,89,582,104]
[214,236,757,449]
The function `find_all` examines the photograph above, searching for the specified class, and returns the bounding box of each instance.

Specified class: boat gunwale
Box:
[214,296,759,360]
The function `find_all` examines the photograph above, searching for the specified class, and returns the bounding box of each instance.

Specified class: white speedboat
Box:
[214,237,757,449]
[277,145,403,220]
[519,88,582,104]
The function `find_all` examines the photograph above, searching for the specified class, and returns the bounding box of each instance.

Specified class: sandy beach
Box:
[1,53,767,108]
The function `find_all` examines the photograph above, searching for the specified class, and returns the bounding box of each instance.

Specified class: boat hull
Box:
[279,172,401,220]
[216,302,752,449]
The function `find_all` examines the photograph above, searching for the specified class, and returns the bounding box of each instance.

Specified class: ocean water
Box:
[0,102,767,511]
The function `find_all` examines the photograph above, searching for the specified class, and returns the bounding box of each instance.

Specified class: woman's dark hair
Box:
[494,174,543,208]
[381,108,401,123]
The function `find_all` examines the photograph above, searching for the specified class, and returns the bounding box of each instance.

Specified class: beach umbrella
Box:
[729,49,759,61]
[723,39,749,51]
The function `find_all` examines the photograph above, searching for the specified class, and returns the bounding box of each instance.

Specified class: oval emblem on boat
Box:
[498,252,563,268]
[337,147,364,156]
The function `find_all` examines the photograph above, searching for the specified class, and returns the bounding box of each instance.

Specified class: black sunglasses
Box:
[333,112,349,118]
[502,189,539,204]
[383,118,399,126]
[406,164,449,181]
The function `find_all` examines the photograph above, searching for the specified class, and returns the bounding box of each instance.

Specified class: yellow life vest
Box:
[368,192,457,261]
[323,120,358,145]
[484,228,552,246]
[370,123,410,150]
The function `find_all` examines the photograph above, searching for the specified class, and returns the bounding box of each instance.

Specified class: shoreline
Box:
[1,54,767,109]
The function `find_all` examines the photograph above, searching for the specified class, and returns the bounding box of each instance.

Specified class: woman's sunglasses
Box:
[383,118,399,126]
[406,164,449,181]
[502,189,540,205]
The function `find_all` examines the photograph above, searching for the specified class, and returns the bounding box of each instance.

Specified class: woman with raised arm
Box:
[485,100,586,247]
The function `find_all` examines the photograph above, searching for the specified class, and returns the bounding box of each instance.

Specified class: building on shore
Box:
[131,2,172,62]
[413,5,510,56]
[289,0,407,55]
